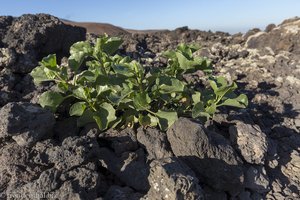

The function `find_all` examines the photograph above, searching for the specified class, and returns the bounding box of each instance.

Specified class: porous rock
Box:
[101,128,139,156]
[98,147,150,192]
[246,17,300,54]
[45,136,101,171]
[0,16,13,47]
[229,121,269,165]
[167,118,244,195]
[0,102,55,146]
[137,127,173,160]
[0,48,16,67]
[244,166,270,193]
[2,14,86,73]
[104,185,143,200]
[281,150,300,190]
[143,157,204,200]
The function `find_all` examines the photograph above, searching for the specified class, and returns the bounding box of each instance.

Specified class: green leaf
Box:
[94,37,105,57]
[205,103,217,115]
[148,114,159,127]
[93,102,117,130]
[106,84,133,105]
[220,94,248,108]
[216,83,238,100]
[177,43,193,59]
[132,61,144,76]
[31,55,59,84]
[96,85,110,96]
[216,76,228,87]
[193,57,212,73]
[68,41,93,72]
[69,102,87,116]
[175,50,212,74]
[187,44,201,53]
[192,101,210,118]
[209,77,239,103]
[113,55,131,64]
[112,64,134,77]
[162,50,177,62]
[138,114,151,127]
[57,82,69,92]
[156,110,178,131]
[192,91,201,105]
[157,76,185,93]
[44,67,57,79]
[39,91,64,112]
[209,79,219,94]
[133,92,151,111]
[73,87,89,100]
[75,70,97,83]
[77,109,95,127]
[176,52,192,70]
[107,93,122,105]
[40,54,58,71]
[109,118,122,129]
[30,66,52,84]
[103,37,123,55]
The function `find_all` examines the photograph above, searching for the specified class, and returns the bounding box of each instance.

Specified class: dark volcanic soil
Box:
[0,14,300,200]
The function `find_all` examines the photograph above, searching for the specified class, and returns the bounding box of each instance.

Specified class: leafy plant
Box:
[30,35,248,131]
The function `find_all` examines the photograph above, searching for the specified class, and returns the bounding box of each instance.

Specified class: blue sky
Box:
[0,0,299,33]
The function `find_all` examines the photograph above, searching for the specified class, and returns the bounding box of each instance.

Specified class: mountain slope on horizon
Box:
[62,19,169,35]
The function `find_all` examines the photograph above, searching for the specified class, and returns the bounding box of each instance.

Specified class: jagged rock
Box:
[58,163,106,199]
[243,28,261,41]
[2,14,86,73]
[167,118,244,195]
[229,121,269,164]
[244,166,270,193]
[0,90,12,107]
[0,136,107,199]
[0,68,35,107]
[17,163,107,200]
[104,185,143,200]
[237,191,252,200]
[101,128,138,156]
[79,123,101,139]
[0,16,13,47]
[281,150,300,191]
[5,168,61,200]
[52,181,82,200]
[0,142,46,199]
[0,48,16,67]
[143,157,204,200]
[265,24,276,32]
[137,127,173,160]
[45,136,100,171]
[0,102,55,146]
[98,147,150,192]
[250,192,264,200]
[53,117,80,142]
[203,186,227,200]
[0,142,34,179]
[1,137,107,199]
[246,17,300,54]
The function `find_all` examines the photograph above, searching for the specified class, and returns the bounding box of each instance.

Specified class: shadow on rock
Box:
[225,78,300,198]
[167,118,245,196]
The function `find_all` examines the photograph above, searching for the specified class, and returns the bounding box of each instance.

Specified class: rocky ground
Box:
[0,14,300,200]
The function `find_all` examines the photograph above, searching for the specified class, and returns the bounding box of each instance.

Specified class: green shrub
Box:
[30,35,248,131]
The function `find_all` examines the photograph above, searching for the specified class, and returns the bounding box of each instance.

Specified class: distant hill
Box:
[62,20,129,35]
[61,20,167,35]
